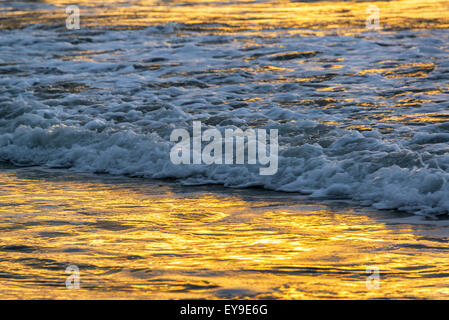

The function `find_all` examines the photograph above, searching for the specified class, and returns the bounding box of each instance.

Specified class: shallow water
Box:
[1,0,449,215]
[0,167,449,299]
[0,0,449,299]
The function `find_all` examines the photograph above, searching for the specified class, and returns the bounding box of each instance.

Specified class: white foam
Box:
[0,25,448,216]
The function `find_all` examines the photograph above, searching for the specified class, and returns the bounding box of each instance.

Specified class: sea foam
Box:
[0,23,448,216]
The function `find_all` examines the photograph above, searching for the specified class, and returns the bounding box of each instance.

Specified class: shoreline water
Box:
[1,166,449,299]
[1,2,448,216]
[1,0,448,299]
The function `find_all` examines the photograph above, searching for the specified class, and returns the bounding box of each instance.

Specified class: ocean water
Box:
[1,166,449,299]
[0,0,449,299]
[1,0,448,216]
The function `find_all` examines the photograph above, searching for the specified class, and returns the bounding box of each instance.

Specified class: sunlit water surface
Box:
[0,167,449,299]
[1,0,449,299]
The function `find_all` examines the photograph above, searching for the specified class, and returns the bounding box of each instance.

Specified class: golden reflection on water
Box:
[1,168,449,299]
[381,113,449,125]
[1,0,449,299]
[1,0,448,33]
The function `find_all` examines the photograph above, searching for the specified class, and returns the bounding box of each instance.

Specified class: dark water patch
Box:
[246,266,364,276]
[396,243,449,251]
[63,247,86,253]
[14,258,68,271]
[419,273,449,279]
[133,63,163,71]
[0,245,39,253]
[396,265,434,271]
[38,231,73,238]
[0,223,27,232]
[88,220,134,231]
[170,282,220,293]
[0,270,29,280]
[214,288,258,299]
[270,51,321,60]
[123,255,145,260]
[147,80,210,89]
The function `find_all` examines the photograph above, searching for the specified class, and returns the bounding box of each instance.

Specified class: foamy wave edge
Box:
[1,121,448,217]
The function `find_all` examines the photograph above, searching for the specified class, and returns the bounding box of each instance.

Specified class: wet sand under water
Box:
[0,166,449,299]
